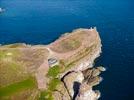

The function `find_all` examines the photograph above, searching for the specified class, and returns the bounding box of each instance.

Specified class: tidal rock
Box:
[87,76,102,87]
[97,66,106,72]
[92,68,101,77]
[82,67,104,86]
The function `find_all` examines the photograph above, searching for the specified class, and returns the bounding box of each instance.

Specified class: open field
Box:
[0,46,49,99]
[0,77,37,97]
[0,49,29,86]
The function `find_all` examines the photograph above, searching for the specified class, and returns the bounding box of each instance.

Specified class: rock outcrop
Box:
[60,66,105,100]
[75,82,100,100]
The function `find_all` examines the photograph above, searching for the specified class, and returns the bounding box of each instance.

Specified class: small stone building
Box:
[48,58,59,67]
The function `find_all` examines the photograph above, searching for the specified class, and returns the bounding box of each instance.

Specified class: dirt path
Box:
[35,60,49,90]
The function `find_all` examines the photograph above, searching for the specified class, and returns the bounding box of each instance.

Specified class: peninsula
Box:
[0,28,105,100]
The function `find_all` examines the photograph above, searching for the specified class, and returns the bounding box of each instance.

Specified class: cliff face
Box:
[0,27,105,100]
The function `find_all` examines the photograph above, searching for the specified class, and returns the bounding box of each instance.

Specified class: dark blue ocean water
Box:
[0,0,134,100]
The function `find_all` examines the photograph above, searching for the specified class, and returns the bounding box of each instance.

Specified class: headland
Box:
[0,27,105,100]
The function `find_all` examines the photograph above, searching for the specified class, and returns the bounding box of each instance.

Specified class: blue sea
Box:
[0,0,134,100]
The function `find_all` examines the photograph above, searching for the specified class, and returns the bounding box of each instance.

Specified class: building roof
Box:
[48,58,58,65]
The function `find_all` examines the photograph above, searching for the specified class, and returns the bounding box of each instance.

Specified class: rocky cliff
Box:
[43,27,105,100]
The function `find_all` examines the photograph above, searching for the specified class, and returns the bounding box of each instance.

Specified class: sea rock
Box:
[97,66,106,72]
[87,76,102,87]
[82,67,103,87]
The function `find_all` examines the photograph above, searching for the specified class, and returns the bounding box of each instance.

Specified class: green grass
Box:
[39,79,61,100]
[47,65,60,78]
[39,91,53,100]
[41,65,61,100]
[0,77,37,97]
[48,79,61,91]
